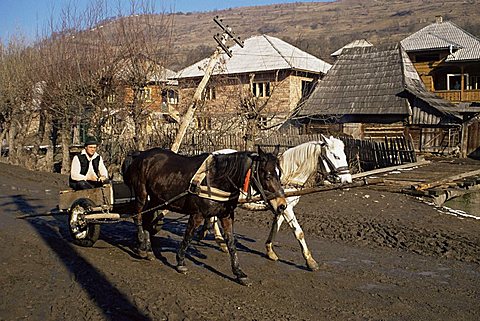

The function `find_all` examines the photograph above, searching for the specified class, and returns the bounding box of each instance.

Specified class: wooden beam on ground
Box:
[414,168,480,191]
[238,177,384,203]
[351,160,431,179]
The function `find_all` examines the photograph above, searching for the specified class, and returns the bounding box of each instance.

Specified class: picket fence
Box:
[160,131,416,172]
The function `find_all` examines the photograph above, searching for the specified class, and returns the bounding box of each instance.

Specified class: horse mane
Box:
[210,152,251,188]
[280,138,346,187]
[280,141,324,186]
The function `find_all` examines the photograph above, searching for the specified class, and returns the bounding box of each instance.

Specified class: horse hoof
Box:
[220,244,229,253]
[265,244,279,261]
[136,249,148,259]
[307,259,320,271]
[266,251,279,261]
[176,265,188,274]
[237,277,252,287]
[146,252,155,261]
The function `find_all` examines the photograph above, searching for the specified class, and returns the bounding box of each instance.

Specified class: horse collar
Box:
[189,155,240,202]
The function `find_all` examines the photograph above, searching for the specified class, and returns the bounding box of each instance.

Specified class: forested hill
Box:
[91,0,480,70]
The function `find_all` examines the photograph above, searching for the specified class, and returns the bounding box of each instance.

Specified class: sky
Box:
[0,0,327,43]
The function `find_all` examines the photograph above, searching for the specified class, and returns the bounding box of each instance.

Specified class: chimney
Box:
[435,15,443,23]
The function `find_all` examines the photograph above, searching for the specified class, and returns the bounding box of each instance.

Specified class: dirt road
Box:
[0,161,479,321]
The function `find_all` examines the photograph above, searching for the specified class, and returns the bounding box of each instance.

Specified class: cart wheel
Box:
[69,198,100,247]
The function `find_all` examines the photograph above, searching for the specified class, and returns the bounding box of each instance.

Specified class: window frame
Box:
[138,87,152,102]
[251,81,271,98]
[447,73,469,90]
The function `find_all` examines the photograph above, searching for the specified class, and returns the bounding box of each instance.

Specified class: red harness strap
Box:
[243,168,251,192]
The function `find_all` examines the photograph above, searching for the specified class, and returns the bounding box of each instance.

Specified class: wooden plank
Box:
[383,177,429,182]
[351,159,431,179]
[414,168,480,190]
[59,185,113,210]
[238,177,384,203]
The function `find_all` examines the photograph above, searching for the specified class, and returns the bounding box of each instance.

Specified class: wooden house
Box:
[294,43,468,155]
[400,16,480,158]
[401,16,480,105]
[109,55,180,122]
[174,35,331,132]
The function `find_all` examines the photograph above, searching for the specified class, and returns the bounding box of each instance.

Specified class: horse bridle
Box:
[319,143,350,178]
[245,155,285,214]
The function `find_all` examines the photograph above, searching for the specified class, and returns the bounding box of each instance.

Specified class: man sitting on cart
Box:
[69,136,109,190]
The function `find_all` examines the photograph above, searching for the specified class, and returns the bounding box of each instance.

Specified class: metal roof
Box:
[401,20,480,62]
[175,35,332,79]
[115,55,177,84]
[331,39,374,57]
[297,43,461,125]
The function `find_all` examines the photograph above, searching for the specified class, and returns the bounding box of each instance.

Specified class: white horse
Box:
[208,135,352,271]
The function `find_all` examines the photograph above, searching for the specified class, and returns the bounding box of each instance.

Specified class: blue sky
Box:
[0,0,327,43]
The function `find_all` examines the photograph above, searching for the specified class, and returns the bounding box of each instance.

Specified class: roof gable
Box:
[331,39,374,57]
[401,20,480,61]
[299,43,408,117]
[175,35,331,79]
[297,43,459,123]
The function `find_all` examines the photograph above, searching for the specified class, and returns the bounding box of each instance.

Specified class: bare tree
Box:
[0,36,41,167]
[0,1,179,174]
[108,2,174,151]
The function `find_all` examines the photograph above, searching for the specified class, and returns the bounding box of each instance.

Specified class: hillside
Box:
[161,0,480,70]
[73,0,480,71]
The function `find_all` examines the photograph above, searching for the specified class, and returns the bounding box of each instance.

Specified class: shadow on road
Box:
[5,194,152,321]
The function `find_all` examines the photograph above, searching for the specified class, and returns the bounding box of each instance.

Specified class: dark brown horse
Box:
[123,146,286,285]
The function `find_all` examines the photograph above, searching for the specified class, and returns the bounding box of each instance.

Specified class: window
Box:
[447,74,468,90]
[252,81,271,98]
[196,116,212,130]
[162,89,178,106]
[106,94,116,103]
[468,75,480,90]
[301,80,314,98]
[202,86,216,100]
[258,116,268,128]
[168,89,178,104]
[137,87,152,101]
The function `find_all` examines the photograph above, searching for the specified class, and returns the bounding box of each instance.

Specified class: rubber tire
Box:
[68,198,101,247]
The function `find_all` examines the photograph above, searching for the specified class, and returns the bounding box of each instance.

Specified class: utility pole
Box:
[170,16,243,153]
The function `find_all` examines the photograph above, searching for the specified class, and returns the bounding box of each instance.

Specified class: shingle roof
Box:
[401,20,480,62]
[297,43,460,123]
[175,35,331,79]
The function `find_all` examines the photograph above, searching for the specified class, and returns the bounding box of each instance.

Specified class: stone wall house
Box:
[174,35,331,133]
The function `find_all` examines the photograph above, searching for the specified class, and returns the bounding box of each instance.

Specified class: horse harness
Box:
[135,153,275,217]
[188,155,239,201]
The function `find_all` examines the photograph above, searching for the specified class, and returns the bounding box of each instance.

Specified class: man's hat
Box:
[84,136,99,146]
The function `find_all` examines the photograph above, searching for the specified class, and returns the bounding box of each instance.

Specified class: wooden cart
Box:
[58,182,135,247]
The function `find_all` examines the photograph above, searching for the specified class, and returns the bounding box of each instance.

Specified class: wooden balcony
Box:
[434,90,480,103]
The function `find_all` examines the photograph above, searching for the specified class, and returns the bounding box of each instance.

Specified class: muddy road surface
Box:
[0,161,479,321]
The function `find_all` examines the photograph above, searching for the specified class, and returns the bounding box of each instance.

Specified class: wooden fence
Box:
[160,130,416,172]
[342,136,416,171]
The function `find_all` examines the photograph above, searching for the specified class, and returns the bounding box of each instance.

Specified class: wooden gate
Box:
[467,118,480,159]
